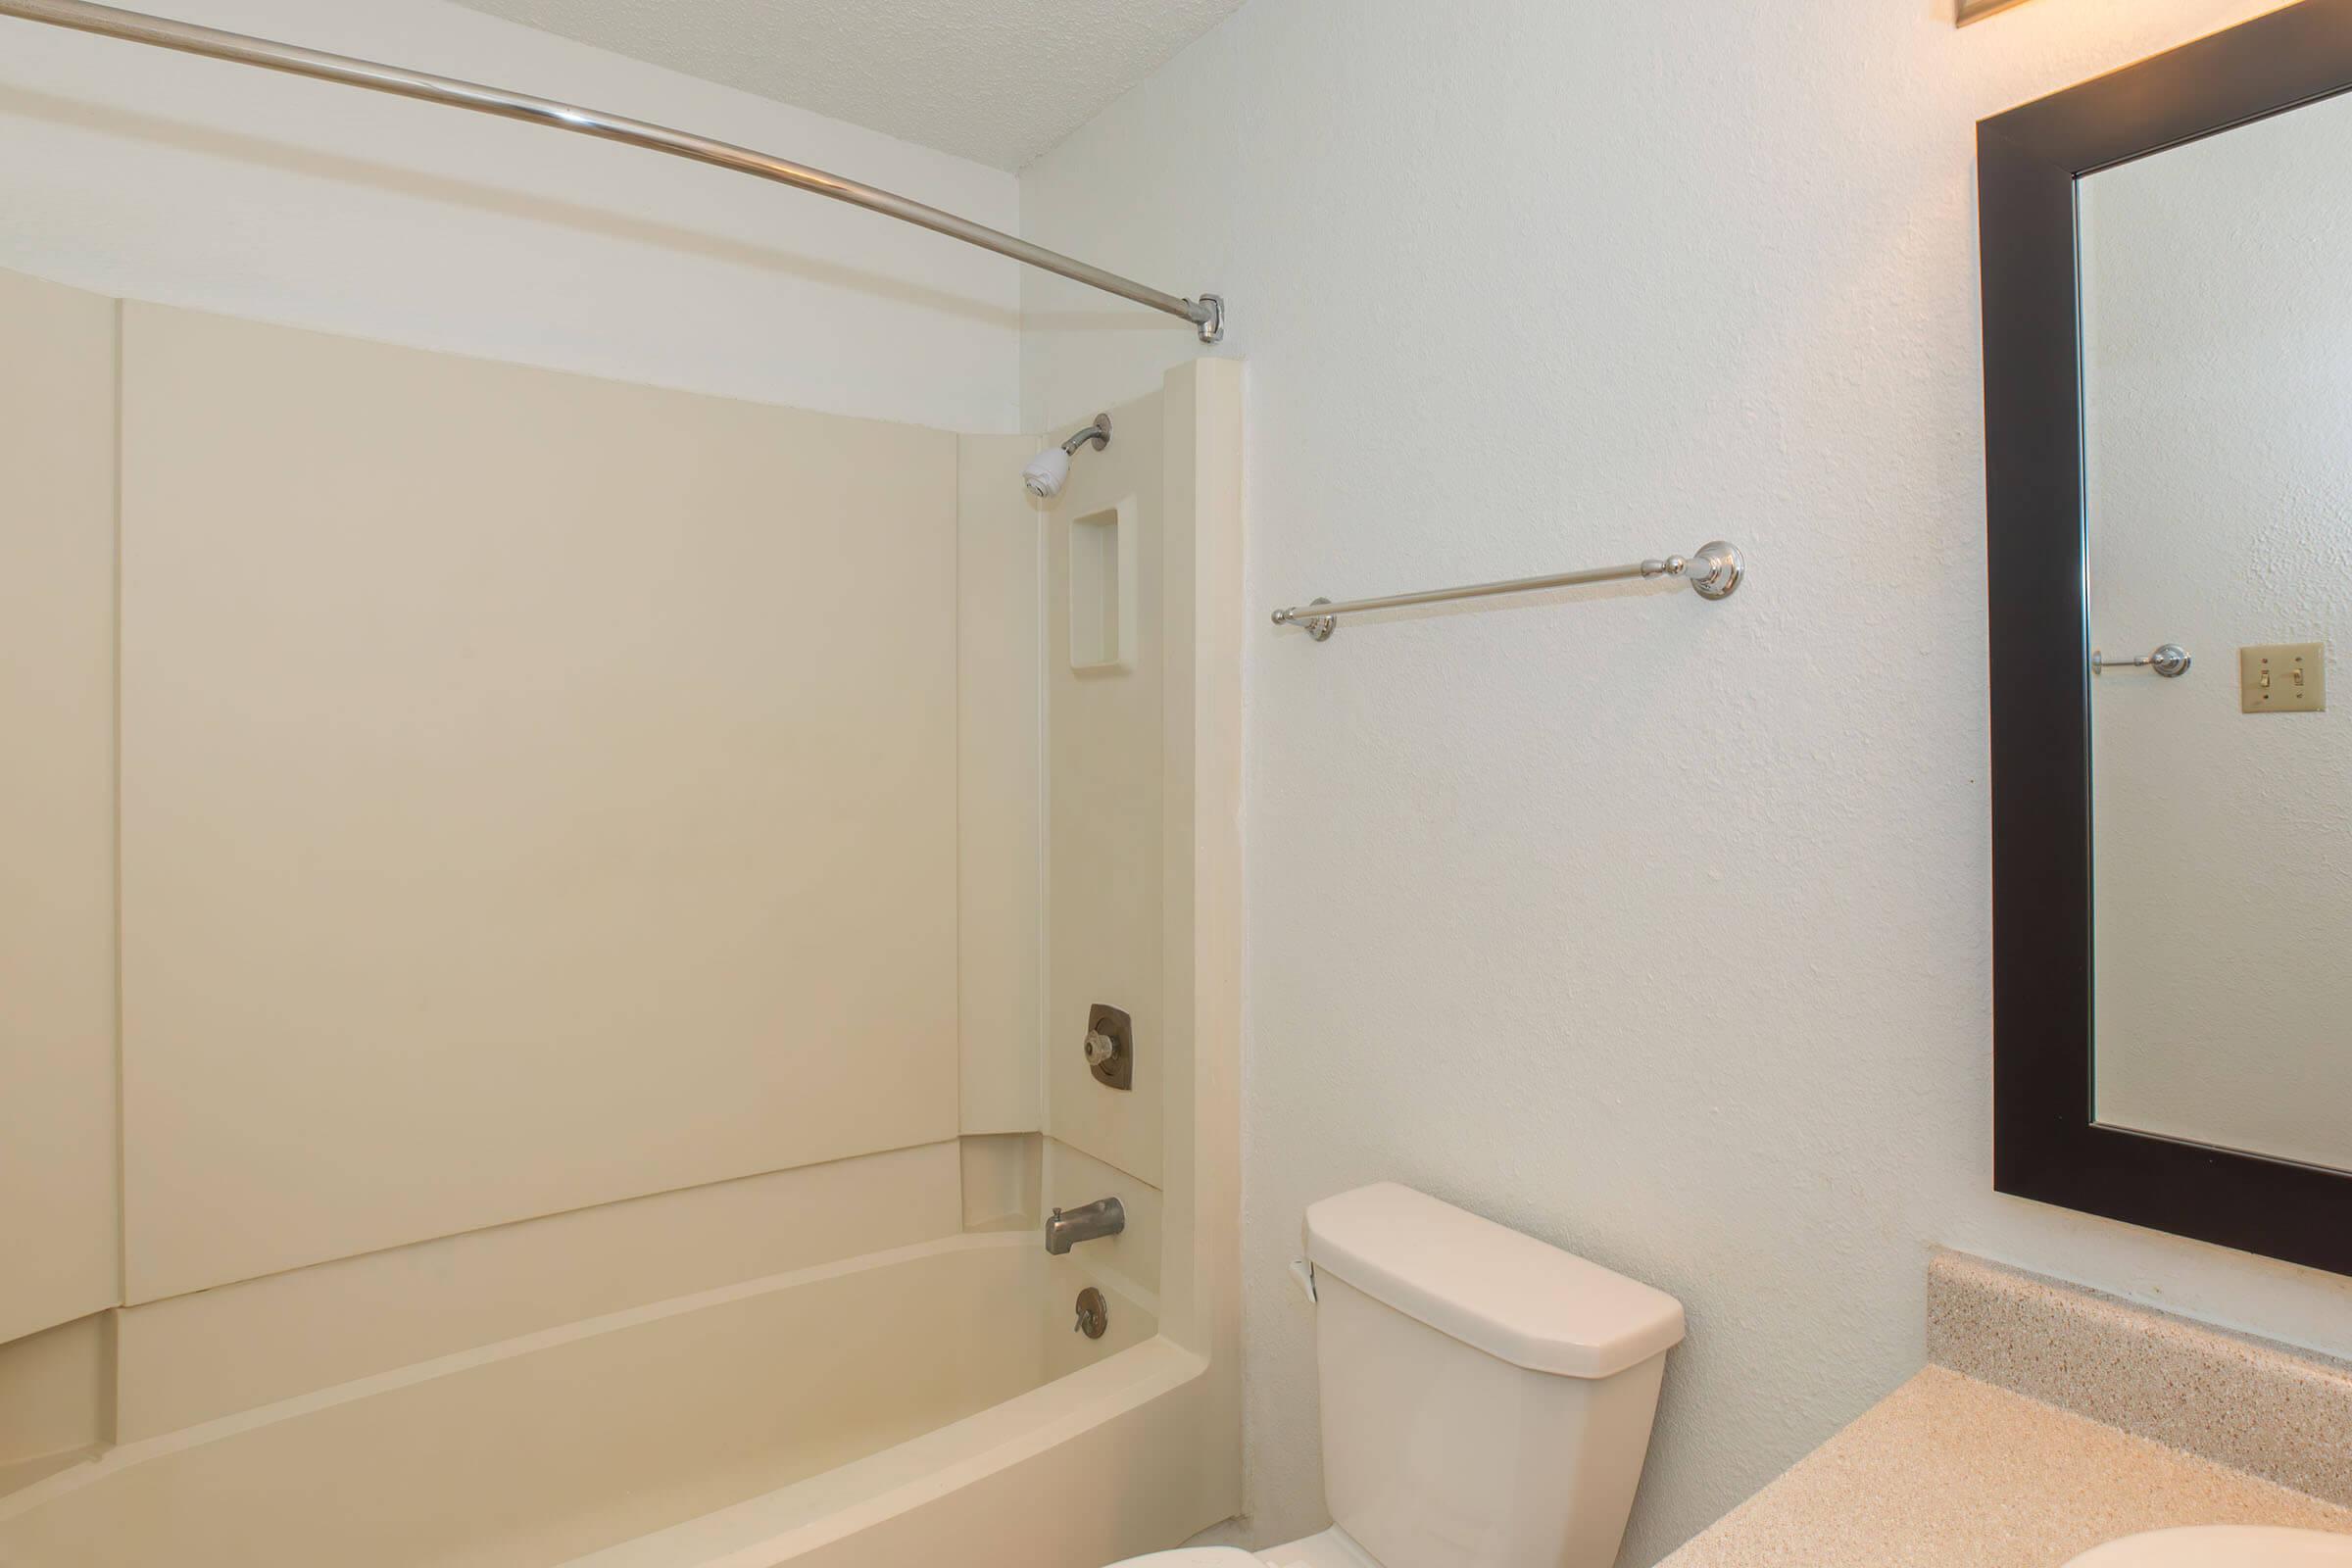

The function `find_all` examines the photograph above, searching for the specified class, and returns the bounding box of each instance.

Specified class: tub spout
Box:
[1044,1198,1125,1255]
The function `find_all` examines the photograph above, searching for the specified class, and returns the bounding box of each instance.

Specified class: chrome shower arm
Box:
[1060,413,1113,454]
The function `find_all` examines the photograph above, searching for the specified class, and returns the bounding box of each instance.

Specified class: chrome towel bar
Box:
[1272,542,1743,642]
[2091,644,2192,677]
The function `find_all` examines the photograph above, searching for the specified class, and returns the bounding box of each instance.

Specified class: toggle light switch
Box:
[2240,643,2327,713]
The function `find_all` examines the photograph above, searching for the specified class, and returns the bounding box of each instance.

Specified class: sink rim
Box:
[2068,1526,2352,1567]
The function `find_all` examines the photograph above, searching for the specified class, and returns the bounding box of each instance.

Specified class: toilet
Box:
[1115,1182,1685,1568]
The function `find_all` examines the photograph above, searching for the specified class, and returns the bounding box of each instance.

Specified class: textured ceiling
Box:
[449,0,1250,170]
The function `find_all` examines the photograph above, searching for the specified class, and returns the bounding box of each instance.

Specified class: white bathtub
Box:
[0,1234,1218,1568]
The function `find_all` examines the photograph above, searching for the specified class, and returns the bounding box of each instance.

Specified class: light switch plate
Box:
[2240,643,2326,713]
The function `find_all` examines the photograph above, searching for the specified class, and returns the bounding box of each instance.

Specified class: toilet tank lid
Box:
[1304,1183,1685,1379]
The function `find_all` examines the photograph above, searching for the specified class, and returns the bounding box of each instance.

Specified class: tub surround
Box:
[110,1142,970,1444]
[961,1135,1047,1233]
[0,1236,1160,1567]
[1660,1252,2352,1567]
[0,270,119,1351]
[118,301,963,1302]
[0,315,1244,1563]
[0,1315,112,1496]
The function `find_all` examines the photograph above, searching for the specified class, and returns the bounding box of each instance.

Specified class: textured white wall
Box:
[0,0,1019,432]
[2083,90,2352,1174]
[1017,2,2352,1561]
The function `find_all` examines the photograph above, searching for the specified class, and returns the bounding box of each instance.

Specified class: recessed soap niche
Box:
[1069,498,1139,672]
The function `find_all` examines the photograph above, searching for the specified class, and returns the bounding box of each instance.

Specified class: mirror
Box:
[1981,0,2352,1277]
[2082,88,2352,1176]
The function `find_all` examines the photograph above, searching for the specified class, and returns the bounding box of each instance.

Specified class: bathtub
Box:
[0,1233,1218,1568]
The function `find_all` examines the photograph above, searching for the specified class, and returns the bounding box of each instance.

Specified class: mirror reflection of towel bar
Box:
[2091,643,2192,677]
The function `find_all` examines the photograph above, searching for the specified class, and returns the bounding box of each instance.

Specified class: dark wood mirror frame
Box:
[1982,0,2352,1278]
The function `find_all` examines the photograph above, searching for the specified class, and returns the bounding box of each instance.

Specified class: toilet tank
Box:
[1303,1184,1685,1568]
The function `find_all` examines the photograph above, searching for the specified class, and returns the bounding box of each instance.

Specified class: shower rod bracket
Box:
[1273,541,1744,642]
[1192,294,1226,345]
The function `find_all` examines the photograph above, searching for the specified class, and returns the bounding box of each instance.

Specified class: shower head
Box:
[1021,447,1070,500]
[1022,413,1111,499]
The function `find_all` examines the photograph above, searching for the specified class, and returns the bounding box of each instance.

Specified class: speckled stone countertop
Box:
[1657,1253,2352,1568]
[1656,1366,2352,1568]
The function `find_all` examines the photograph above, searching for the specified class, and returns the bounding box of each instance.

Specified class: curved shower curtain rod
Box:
[0,0,1227,343]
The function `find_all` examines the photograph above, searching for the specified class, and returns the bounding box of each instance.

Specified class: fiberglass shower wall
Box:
[0,276,1238,1531]
[972,364,1247,1384]
[0,272,1006,1461]
[961,381,1231,1199]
